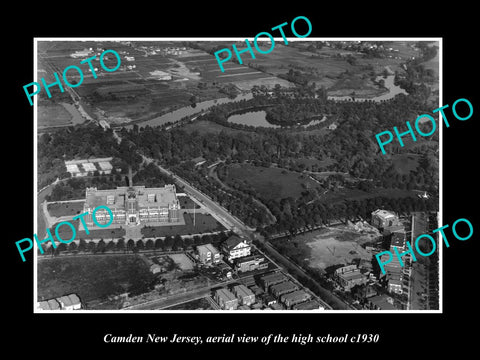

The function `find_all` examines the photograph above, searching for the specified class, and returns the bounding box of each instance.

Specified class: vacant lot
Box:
[224,163,319,201]
[299,225,380,269]
[165,296,215,310]
[37,255,155,305]
[47,201,85,217]
[168,253,195,271]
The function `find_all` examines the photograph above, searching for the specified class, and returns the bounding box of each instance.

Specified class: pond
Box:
[227,111,326,129]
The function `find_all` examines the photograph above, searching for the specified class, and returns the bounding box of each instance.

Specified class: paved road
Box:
[141,155,252,237]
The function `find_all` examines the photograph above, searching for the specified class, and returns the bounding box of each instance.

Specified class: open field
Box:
[37,40,286,124]
[167,253,195,271]
[164,296,215,310]
[47,201,85,217]
[392,153,420,175]
[299,225,380,269]
[38,103,72,128]
[318,186,418,204]
[37,255,155,305]
[182,120,257,136]
[224,163,319,201]
[141,212,225,238]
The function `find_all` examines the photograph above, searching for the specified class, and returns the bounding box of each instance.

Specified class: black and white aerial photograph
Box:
[35,39,440,312]
[6,4,479,356]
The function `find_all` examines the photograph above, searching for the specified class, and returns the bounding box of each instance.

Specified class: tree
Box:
[173,235,183,251]
[155,238,164,250]
[78,239,87,252]
[164,236,174,250]
[183,237,193,249]
[97,239,106,253]
[87,241,96,253]
[146,239,154,251]
[136,239,145,252]
[127,239,135,252]
[68,242,78,252]
[106,240,116,252]
[117,238,126,252]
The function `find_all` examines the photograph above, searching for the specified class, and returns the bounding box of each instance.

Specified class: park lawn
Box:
[224,163,319,201]
[47,201,85,217]
[50,219,126,242]
[37,254,155,304]
[391,153,420,175]
[182,120,257,136]
[319,187,418,204]
[141,212,225,238]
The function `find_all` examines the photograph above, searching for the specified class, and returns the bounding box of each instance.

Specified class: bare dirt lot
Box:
[299,223,381,269]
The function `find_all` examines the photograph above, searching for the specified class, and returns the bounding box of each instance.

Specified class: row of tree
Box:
[39,231,230,256]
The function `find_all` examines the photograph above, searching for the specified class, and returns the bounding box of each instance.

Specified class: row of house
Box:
[334,264,368,291]
[371,209,408,295]
[259,272,323,310]
[214,285,256,310]
[37,294,82,311]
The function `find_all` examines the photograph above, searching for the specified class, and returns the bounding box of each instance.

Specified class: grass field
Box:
[38,103,72,128]
[178,194,201,209]
[141,213,225,238]
[37,255,155,304]
[47,201,85,217]
[182,120,257,136]
[319,187,418,204]
[392,153,420,175]
[165,296,214,310]
[224,163,319,201]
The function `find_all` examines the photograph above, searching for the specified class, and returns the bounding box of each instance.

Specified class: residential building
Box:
[221,236,251,261]
[234,255,268,273]
[391,232,406,251]
[38,294,81,310]
[292,300,324,310]
[150,264,162,274]
[57,294,82,310]
[263,294,277,306]
[280,290,312,308]
[214,288,238,310]
[260,272,287,290]
[365,295,397,310]
[371,209,399,229]
[196,243,221,265]
[334,265,367,291]
[232,285,255,306]
[270,281,298,297]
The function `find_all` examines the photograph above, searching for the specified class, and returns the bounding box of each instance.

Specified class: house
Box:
[280,290,312,308]
[37,299,61,311]
[150,264,162,274]
[196,243,221,265]
[270,281,298,297]
[260,272,288,290]
[391,232,406,251]
[56,294,82,310]
[214,288,238,310]
[234,255,267,273]
[232,285,255,306]
[221,236,251,262]
[371,209,399,229]
[365,295,397,310]
[334,265,367,291]
[192,157,207,167]
[292,300,324,310]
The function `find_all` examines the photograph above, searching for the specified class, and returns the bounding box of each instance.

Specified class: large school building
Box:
[82,172,181,226]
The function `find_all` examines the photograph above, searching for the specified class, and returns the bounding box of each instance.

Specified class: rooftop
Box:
[215,288,237,302]
[233,284,254,298]
[270,280,298,293]
[85,185,179,210]
[280,290,311,302]
[372,209,397,219]
[222,235,248,251]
